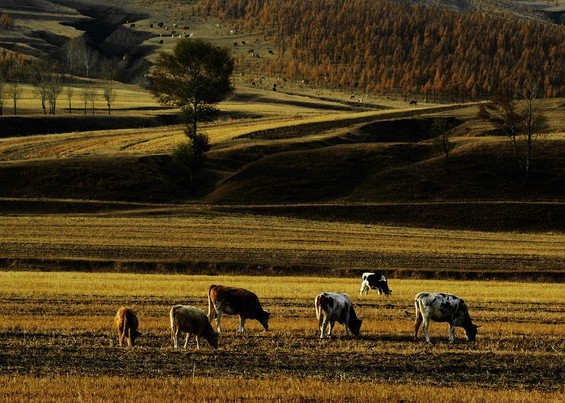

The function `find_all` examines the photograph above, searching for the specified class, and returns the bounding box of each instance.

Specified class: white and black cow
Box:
[315,292,362,339]
[359,272,392,296]
[414,292,479,343]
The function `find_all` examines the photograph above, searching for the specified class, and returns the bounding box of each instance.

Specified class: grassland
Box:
[0,272,563,401]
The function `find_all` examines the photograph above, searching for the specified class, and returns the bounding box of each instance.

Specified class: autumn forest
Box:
[198,0,564,100]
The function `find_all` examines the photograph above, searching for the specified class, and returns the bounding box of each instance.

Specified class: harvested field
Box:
[1,208,564,279]
[0,272,563,401]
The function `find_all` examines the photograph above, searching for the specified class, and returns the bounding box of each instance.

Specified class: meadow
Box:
[0,272,563,401]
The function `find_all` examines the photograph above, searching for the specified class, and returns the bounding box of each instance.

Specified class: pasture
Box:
[0,272,563,401]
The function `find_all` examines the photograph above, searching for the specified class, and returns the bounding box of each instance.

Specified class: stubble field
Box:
[0,272,563,401]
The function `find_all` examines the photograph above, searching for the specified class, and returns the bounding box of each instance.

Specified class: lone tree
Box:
[431,117,456,168]
[478,83,548,184]
[149,39,234,174]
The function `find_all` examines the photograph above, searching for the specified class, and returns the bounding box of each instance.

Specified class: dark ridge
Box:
[0,114,178,138]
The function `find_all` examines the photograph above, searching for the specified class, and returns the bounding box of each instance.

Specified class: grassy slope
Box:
[0,0,563,234]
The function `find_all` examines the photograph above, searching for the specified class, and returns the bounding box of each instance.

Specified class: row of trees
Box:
[198,0,564,100]
[0,52,116,116]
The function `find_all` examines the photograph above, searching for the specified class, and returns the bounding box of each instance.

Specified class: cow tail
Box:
[207,285,217,322]
[315,295,322,321]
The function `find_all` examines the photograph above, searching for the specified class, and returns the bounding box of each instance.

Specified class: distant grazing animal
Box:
[315,292,361,339]
[170,305,218,349]
[360,272,392,296]
[158,39,163,44]
[414,292,479,343]
[114,307,141,347]
[208,285,270,333]
[129,23,135,28]
[409,100,417,106]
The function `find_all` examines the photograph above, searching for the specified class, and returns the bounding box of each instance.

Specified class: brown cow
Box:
[170,305,219,349]
[114,307,141,347]
[207,285,270,333]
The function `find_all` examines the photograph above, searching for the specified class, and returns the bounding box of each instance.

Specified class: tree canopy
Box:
[149,38,235,136]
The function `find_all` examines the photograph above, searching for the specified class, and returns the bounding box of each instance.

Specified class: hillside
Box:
[0,91,563,231]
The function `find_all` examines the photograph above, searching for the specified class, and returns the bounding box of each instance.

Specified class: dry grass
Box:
[0,272,563,401]
[1,211,563,274]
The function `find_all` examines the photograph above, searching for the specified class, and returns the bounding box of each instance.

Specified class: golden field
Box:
[0,272,563,401]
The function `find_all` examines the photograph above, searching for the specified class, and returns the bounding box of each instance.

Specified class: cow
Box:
[409,100,418,106]
[359,272,392,296]
[315,292,362,339]
[114,307,141,347]
[170,305,219,349]
[207,285,270,333]
[414,292,479,343]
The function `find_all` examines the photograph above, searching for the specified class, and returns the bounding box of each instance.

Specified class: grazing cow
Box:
[359,272,392,296]
[114,307,141,347]
[414,292,479,343]
[315,292,362,339]
[170,305,218,349]
[409,100,418,106]
[208,285,270,333]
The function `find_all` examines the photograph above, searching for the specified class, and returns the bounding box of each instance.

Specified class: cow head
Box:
[259,311,270,331]
[349,317,362,337]
[464,324,479,342]
[207,332,219,349]
[130,329,141,346]
[378,275,392,296]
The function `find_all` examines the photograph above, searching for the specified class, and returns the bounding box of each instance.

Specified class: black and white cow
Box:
[359,272,392,296]
[414,292,479,343]
[315,292,362,339]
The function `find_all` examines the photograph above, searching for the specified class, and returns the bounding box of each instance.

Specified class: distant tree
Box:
[478,84,548,184]
[65,86,74,114]
[431,118,456,167]
[520,82,549,183]
[32,66,49,115]
[68,37,98,78]
[7,82,22,115]
[102,79,115,115]
[46,72,63,114]
[0,12,14,30]
[0,58,13,116]
[82,87,96,115]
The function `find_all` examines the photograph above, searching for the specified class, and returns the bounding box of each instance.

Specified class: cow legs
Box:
[328,321,335,338]
[195,335,201,350]
[215,310,223,333]
[319,318,328,339]
[172,327,180,349]
[360,280,369,296]
[183,333,191,349]
[238,316,246,333]
[422,318,432,343]
[448,324,456,343]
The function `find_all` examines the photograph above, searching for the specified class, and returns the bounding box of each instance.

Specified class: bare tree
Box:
[65,86,74,114]
[478,84,548,184]
[102,79,115,115]
[431,118,456,167]
[0,60,11,116]
[7,82,22,115]
[82,87,97,115]
[69,37,98,78]
[520,82,548,183]
[46,72,63,114]
[32,64,50,114]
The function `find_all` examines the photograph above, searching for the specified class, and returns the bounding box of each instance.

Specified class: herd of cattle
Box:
[115,272,479,349]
